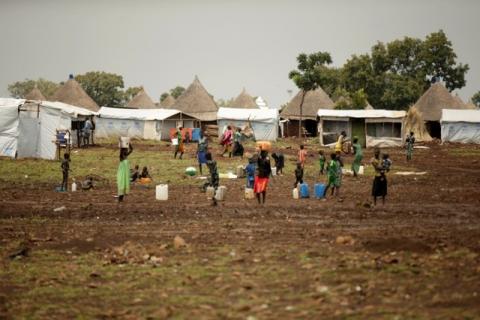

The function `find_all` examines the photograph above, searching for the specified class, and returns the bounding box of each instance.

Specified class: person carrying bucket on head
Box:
[117,143,133,202]
[254,149,271,205]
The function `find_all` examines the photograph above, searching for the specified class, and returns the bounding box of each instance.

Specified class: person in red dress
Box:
[254,150,271,205]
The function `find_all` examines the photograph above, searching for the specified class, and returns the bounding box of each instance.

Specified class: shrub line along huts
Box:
[413,82,474,138]
[95,107,196,141]
[441,109,480,144]
[0,98,97,159]
[171,76,218,127]
[317,109,406,148]
[280,87,335,137]
[127,88,156,109]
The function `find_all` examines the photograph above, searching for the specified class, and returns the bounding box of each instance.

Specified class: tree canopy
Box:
[7,78,59,99]
[319,30,469,110]
[75,71,125,108]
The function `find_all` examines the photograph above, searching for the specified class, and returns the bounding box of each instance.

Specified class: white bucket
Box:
[71,181,77,192]
[215,186,227,201]
[292,188,299,199]
[359,165,364,175]
[119,137,130,148]
[244,187,254,199]
[206,186,215,200]
[156,184,168,201]
[171,138,178,146]
[271,167,277,176]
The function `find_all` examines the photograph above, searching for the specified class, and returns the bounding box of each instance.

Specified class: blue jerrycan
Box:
[300,183,309,198]
[314,183,326,199]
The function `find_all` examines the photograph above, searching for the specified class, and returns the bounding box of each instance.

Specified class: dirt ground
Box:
[1,141,480,319]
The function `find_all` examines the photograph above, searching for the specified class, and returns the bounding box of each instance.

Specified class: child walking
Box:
[245,157,256,189]
[61,153,71,191]
[405,131,415,161]
[324,153,339,197]
[294,162,304,188]
[205,152,219,205]
[318,150,326,175]
[371,148,387,206]
[298,145,307,168]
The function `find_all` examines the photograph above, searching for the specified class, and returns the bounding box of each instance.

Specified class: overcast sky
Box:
[1,0,479,107]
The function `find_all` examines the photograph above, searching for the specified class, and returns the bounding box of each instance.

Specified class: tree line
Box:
[290,30,476,111]
[7,30,479,110]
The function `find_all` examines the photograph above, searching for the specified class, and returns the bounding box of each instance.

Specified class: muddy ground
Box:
[1,142,480,319]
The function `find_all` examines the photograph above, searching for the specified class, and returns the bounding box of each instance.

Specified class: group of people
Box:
[112,128,416,204]
[220,126,245,158]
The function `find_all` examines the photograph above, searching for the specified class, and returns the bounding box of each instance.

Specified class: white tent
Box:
[0,98,96,159]
[217,107,279,141]
[317,109,406,148]
[95,107,196,141]
[441,109,480,144]
[0,99,25,158]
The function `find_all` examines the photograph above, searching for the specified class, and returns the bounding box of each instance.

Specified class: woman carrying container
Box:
[254,150,272,205]
[117,143,133,202]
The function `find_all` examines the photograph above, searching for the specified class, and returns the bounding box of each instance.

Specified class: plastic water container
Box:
[71,181,77,192]
[314,183,326,199]
[256,141,271,152]
[292,188,299,199]
[300,183,310,198]
[206,186,215,200]
[244,188,254,199]
[215,186,227,201]
[236,165,245,178]
[359,165,364,175]
[119,137,130,148]
[271,167,277,176]
[155,184,168,200]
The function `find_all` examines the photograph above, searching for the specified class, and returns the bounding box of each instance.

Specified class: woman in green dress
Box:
[117,143,133,202]
[351,137,363,177]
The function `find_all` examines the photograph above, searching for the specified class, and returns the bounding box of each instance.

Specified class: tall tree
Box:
[75,71,125,107]
[7,78,59,99]
[289,52,333,137]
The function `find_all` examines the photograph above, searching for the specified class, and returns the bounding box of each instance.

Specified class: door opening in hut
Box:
[425,121,441,139]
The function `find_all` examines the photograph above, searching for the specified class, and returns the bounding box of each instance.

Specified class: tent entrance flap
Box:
[351,118,366,147]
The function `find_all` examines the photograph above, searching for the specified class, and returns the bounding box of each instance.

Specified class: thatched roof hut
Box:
[127,88,156,109]
[414,83,465,122]
[281,87,335,120]
[229,88,258,109]
[172,76,218,121]
[51,75,99,112]
[160,94,176,107]
[404,106,432,142]
[25,86,46,101]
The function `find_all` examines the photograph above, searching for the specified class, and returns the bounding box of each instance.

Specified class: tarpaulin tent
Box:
[441,109,480,144]
[0,99,24,158]
[217,107,279,141]
[95,107,197,141]
[0,98,96,159]
[317,109,406,148]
